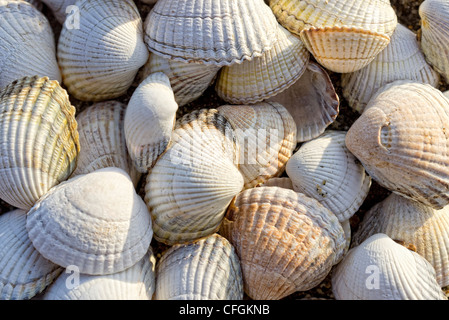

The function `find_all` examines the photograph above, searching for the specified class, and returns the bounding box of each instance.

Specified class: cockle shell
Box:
[269,0,398,73]
[286,130,371,222]
[216,102,297,189]
[26,167,153,276]
[215,24,310,104]
[144,109,244,246]
[342,24,440,114]
[155,234,243,300]
[73,101,141,187]
[345,80,449,209]
[419,0,449,82]
[0,76,79,210]
[0,0,61,88]
[139,53,220,107]
[124,72,178,173]
[0,209,63,300]
[332,233,447,300]
[40,0,76,23]
[144,0,279,66]
[220,186,346,300]
[43,249,156,300]
[57,0,149,102]
[352,193,449,288]
[267,62,339,143]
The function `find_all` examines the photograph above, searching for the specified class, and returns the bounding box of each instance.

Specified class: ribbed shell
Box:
[73,101,141,187]
[286,130,371,222]
[144,109,244,246]
[139,53,220,107]
[40,0,76,23]
[345,80,449,209]
[342,24,440,113]
[419,0,449,82]
[215,24,310,104]
[0,76,79,210]
[352,193,449,288]
[220,186,346,300]
[155,234,243,300]
[0,0,61,88]
[0,209,63,300]
[217,102,297,189]
[57,0,149,101]
[124,72,178,173]
[332,233,447,300]
[267,62,339,143]
[43,249,156,300]
[144,0,279,66]
[26,167,153,276]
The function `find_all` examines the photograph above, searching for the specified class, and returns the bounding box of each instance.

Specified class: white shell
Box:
[0,0,61,88]
[73,101,141,187]
[139,53,220,107]
[124,72,178,173]
[342,24,440,113]
[57,0,149,101]
[43,249,156,300]
[352,192,449,288]
[144,109,244,245]
[332,233,447,300]
[0,209,63,300]
[155,234,243,300]
[40,0,76,23]
[144,0,279,66]
[286,130,371,222]
[267,62,339,143]
[26,167,153,276]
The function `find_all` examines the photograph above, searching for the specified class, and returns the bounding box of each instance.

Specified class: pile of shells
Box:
[1,0,449,301]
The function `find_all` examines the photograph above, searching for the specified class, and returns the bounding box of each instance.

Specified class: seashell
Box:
[217,102,297,189]
[124,72,178,173]
[43,249,156,300]
[286,130,371,223]
[220,186,346,300]
[155,234,243,300]
[144,0,279,67]
[267,62,339,143]
[40,0,76,23]
[259,177,293,189]
[269,0,398,73]
[342,24,440,114]
[444,90,449,100]
[345,80,449,209]
[419,0,449,82]
[57,0,149,102]
[351,192,449,288]
[215,24,310,105]
[0,209,63,300]
[144,109,244,246]
[73,101,141,187]
[0,0,61,89]
[0,76,79,210]
[332,233,447,300]
[139,53,220,107]
[26,167,153,276]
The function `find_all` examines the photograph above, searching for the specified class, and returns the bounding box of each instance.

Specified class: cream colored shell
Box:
[0,76,79,210]
[352,193,449,288]
[220,186,346,300]
[332,233,447,300]
[124,72,178,173]
[144,0,279,66]
[345,80,449,210]
[342,24,440,113]
[155,234,243,300]
[26,167,153,276]
[57,0,149,101]
[0,0,61,88]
